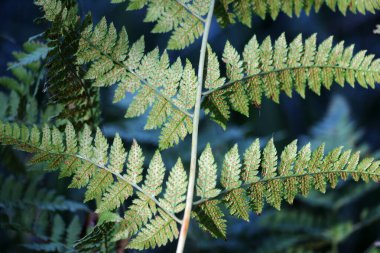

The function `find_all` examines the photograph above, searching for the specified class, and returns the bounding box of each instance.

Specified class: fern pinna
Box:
[1,0,380,252]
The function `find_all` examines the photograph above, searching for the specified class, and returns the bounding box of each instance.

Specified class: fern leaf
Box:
[223,41,249,116]
[142,151,166,196]
[203,34,380,126]
[205,45,226,89]
[193,138,380,237]
[0,121,187,250]
[109,134,127,173]
[35,0,100,129]
[241,138,261,183]
[160,159,188,213]
[215,0,380,27]
[197,144,221,199]
[192,199,227,239]
[77,18,195,149]
[97,181,133,213]
[128,210,179,250]
[126,140,144,184]
[221,144,250,220]
[114,0,206,50]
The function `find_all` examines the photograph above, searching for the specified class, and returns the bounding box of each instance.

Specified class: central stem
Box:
[175,1,215,252]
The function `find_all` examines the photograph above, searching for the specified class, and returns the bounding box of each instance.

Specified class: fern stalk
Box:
[176,1,215,252]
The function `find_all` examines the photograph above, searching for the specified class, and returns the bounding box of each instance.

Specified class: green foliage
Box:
[35,0,100,130]
[23,215,82,252]
[0,175,87,214]
[0,120,187,249]
[192,139,380,239]
[0,41,60,124]
[215,0,380,28]
[2,0,380,251]
[74,222,117,253]
[122,0,380,49]
[112,0,209,50]
[203,34,380,128]
[76,17,197,149]
[0,174,87,253]
[3,118,380,248]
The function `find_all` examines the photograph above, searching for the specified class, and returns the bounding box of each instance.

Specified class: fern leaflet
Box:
[192,138,380,239]
[203,33,380,128]
[0,120,188,249]
[76,18,197,149]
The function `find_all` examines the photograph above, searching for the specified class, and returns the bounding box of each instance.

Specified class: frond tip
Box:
[192,138,380,239]
[203,33,380,128]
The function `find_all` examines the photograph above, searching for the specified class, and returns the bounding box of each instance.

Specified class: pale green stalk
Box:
[175,1,215,252]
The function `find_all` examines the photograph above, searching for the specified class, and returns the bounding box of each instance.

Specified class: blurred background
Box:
[1,1,380,252]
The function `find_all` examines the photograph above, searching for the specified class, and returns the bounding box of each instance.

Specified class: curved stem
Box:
[175,1,215,253]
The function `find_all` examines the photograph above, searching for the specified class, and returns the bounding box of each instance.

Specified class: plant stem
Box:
[175,1,215,253]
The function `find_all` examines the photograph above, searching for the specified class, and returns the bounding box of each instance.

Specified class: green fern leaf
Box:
[215,0,380,27]
[203,34,380,126]
[114,0,206,50]
[128,210,179,250]
[192,199,227,239]
[193,137,380,236]
[160,159,188,213]
[0,121,187,250]
[197,144,221,199]
[77,19,195,149]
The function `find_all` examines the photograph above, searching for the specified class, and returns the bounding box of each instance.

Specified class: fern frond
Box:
[127,210,179,250]
[8,41,50,70]
[77,18,196,149]
[215,0,380,27]
[0,175,87,213]
[0,120,187,250]
[35,0,100,130]
[23,215,81,252]
[192,138,380,239]
[112,0,207,50]
[0,173,85,252]
[203,34,380,128]
[0,41,59,124]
